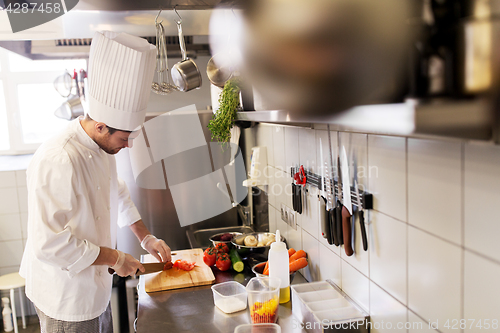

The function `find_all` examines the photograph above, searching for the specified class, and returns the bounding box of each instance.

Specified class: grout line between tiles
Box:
[405,137,409,332]
[407,222,462,248]
[408,308,444,333]
[463,247,500,266]
[460,142,465,333]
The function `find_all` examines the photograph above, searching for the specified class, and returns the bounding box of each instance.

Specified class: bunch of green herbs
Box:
[208,78,240,145]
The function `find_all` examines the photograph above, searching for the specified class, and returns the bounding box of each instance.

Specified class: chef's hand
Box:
[111,250,145,277]
[141,234,171,263]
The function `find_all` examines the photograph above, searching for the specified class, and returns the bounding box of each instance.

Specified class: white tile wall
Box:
[318,243,341,287]
[269,204,276,235]
[0,171,17,188]
[0,214,22,241]
[368,135,407,222]
[300,187,319,240]
[463,251,500,332]
[408,312,438,333]
[273,126,286,170]
[464,142,500,262]
[408,227,461,333]
[301,229,319,282]
[370,211,407,304]
[369,282,407,333]
[299,128,317,173]
[256,123,275,168]
[0,240,24,267]
[284,127,300,173]
[0,188,20,215]
[408,138,462,244]
[249,123,500,331]
[341,261,370,312]
[0,169,32,318]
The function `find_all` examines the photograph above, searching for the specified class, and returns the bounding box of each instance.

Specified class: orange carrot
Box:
[264,260,269,273]
[289,257,308,272]
[288,248,296,257]
[263,266,269,275]
[289,249,306,262]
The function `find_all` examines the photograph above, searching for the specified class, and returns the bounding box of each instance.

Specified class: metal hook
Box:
[155,8,163,25]
[174,6,182,25]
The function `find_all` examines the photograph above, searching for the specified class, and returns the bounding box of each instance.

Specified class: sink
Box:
[187,226,254,249]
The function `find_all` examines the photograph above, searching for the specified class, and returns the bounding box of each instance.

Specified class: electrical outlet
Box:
[288,208,297,230]
[280,203,287,224]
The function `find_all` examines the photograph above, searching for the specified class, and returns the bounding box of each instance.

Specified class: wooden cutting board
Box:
[143,248,215,293]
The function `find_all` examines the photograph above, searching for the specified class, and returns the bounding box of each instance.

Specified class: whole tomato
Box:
[203,247,216,266]
[216,253,231,271]
[215,242,229,254]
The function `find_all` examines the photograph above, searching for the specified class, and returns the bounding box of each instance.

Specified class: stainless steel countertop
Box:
[136,264,308,333]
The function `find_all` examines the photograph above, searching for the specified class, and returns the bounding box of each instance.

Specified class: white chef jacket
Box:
[19,117,141,322]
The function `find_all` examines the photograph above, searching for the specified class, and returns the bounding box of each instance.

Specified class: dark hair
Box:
[85,113,132,135]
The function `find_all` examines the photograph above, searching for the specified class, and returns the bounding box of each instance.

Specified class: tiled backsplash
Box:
[246,123,500,333]
[0,169,35,316]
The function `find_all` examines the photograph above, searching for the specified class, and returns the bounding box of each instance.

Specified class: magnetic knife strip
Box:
[290,166,373,210]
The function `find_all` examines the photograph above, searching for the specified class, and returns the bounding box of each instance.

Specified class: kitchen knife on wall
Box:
[341,146,354,256]
[355,180,368,251]
[324,162,334,245]
[336,155,343,246]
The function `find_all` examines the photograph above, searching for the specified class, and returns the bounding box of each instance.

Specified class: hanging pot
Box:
[171,10,202,92]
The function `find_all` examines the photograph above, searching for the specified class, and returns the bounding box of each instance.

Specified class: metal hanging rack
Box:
[290,166,373,210]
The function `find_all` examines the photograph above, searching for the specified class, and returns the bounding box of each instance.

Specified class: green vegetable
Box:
[208,78,240,146]
[229,248,244,272]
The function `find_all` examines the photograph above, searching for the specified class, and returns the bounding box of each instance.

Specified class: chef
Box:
[19,31,170,333]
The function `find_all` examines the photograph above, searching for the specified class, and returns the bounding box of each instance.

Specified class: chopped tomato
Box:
[215,242,229,254]
[163,261,173,270]
[173,259,196,271]
[203,247,216,266]
[215,253,231,271]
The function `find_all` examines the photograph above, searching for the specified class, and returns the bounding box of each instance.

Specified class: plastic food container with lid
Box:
[234,323,281,333]
[211,281,247,314]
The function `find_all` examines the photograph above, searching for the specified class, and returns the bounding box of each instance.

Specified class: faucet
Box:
[217,182,251,227]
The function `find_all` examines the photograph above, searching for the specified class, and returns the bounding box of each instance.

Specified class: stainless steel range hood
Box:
[0,4,216,59]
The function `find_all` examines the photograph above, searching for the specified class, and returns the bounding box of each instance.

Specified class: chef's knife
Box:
[336,155,343,245]
[355,180,368,251]
[340,146,354,256]
[108,262,172,276]
[324,162,334,245]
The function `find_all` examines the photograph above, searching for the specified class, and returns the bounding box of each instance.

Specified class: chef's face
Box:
[96,127,140,155]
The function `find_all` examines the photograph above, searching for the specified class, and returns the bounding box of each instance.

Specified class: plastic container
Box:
[2,297,13,332]
[246,277,280,323]
[268,230,290,304]
[211,281,247,314]
[234,323,281,333]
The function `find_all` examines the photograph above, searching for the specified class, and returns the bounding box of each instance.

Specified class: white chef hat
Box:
[87,31,156,131]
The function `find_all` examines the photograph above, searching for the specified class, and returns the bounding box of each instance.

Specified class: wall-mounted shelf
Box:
[237,99,499,143]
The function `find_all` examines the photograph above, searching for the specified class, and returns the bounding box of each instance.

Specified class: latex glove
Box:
[111,250,145,277]
[141,234,171,263]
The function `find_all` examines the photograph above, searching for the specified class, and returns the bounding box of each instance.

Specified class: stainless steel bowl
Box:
[251,262,296,284]
[209,232,242,248]
[231,232,285,259]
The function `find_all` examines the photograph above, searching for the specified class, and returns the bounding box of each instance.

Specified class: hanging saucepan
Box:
[171,8,202,92]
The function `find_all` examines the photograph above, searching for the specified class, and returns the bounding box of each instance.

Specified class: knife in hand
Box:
[108,261,173,276]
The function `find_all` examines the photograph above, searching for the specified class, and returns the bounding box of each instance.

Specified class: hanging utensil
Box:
[152,10,179,95]
[354,180,368,251]
[207,52,234,88]
[171,7,202,92]
[53,70,72,98]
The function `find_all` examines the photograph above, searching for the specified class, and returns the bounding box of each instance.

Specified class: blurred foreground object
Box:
[240,0,412,115]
